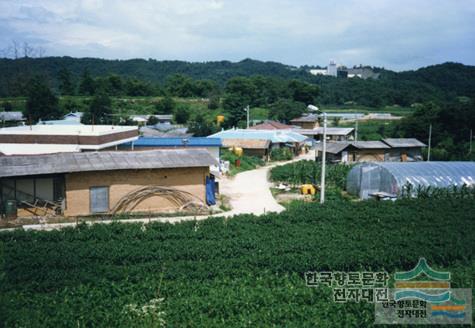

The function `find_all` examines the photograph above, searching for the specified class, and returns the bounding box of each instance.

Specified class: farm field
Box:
[1,198,474,327]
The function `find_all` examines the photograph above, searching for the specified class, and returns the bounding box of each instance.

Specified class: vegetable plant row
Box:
[0,198,474,327]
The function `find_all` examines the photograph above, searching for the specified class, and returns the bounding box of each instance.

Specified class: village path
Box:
[12,150,315,231]
[218,150,315,216]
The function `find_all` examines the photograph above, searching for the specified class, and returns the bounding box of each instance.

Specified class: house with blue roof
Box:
[208,128,308,159]
[121,137,222,171]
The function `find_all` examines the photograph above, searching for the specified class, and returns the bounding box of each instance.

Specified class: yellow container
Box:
[233,147,243,157]
[301,184,316,195]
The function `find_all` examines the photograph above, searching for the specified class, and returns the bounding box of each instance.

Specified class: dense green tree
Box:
[288,80,319,105]
[147,115,159,125]
[155,95,175,114]
[124,79,153,96]
[187,113,217,136]
[208,95,220,109]
[194,80,218,97]
[2,101,13,111]
[24,77,61,122]
[78,69,96,96]
[396,99,475,160]
[174,105,190,124]
[165,74,195,97]
[81,91,112,124]
[222,93,248,127]
[58,67,75,95]
[268,99,306,123]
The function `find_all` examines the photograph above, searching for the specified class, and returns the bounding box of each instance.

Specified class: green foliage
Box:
[207,95,220,109]
[78,69,96,96]
[154,95,175,114]
[395,100,475,160]
[1,101,13,111]
[270,160,353,189]
[270,147,294,161]
[288,79,319,104]
[0,199,474,326]
[268,99,306,123]
[81,91,112,124]
[147,115,159,125]
[173,105,190,124]
[221,149,264,175]
[187,113,217,137]
[123,79,154,96]
[24,77,62,122]
[400,182,475,199]
[58,67,75,95]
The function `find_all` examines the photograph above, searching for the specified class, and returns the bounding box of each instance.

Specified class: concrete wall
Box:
[64,167,208,216]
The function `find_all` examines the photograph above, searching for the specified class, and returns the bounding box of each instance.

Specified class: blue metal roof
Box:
[129,137,222,147]
[209,128,307,143]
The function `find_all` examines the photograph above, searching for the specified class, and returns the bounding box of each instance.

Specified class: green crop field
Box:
[1,198,474,327]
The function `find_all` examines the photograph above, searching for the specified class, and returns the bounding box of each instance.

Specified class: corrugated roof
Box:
[0,111,24,121]
[352,141,390,149]
[382,138,426,148]
[129,137,221,147]
[209,129,307,143]
[294,127,354,136]
[38,119,84,125]
[290,114,318,123]
[0,144,80,156]
[222,138,271,149]
[0,149,217,178]
[249,121,294,130]
[315,140,389,154]
[315,142,351,154]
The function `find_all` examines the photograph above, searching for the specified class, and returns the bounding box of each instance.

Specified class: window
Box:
[90,186,109,214]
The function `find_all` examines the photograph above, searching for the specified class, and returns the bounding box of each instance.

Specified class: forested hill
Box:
[0,57,314,86]
[382,62,475,97]
[0,56,474,107]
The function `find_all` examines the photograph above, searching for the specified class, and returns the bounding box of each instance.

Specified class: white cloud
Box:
[0,0,474,69]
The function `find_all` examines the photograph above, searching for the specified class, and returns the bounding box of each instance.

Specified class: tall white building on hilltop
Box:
[327,60,337,77]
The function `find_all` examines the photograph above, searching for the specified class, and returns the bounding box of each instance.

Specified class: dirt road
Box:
[219,150,315,216]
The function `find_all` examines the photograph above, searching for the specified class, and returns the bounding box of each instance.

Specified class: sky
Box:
[0,0,474,71]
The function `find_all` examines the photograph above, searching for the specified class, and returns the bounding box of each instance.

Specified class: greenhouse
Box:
[346,161,475,199]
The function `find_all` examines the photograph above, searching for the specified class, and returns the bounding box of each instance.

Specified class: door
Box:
[341,151,348,163]
[90,186,109,214]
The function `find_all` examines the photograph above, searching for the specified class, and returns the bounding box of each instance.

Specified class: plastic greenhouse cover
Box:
[346,161,475,198]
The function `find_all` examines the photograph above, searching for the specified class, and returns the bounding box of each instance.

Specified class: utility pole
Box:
[427,124,432,161]
[245,105,250,129]
[320,112,327,204]
[354,115,358,141]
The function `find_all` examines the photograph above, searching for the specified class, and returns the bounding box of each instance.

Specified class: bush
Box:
[221,150,264,175]
[270,160,353,189]
[270,148,293,161]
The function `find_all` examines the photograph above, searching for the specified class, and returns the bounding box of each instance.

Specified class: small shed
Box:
[315,141,389,163]
[221,139,271,159]
[0,149,217,217]
[382,138,426,162]
[295,127,355,142]
[346,162,475,199]
[290,114,319,129]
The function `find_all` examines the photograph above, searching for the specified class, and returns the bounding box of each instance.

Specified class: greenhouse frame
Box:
[346,162,475,199]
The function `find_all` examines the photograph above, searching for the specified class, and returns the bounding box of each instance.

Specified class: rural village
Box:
[0,1,474,326]
[0,107,458,226]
